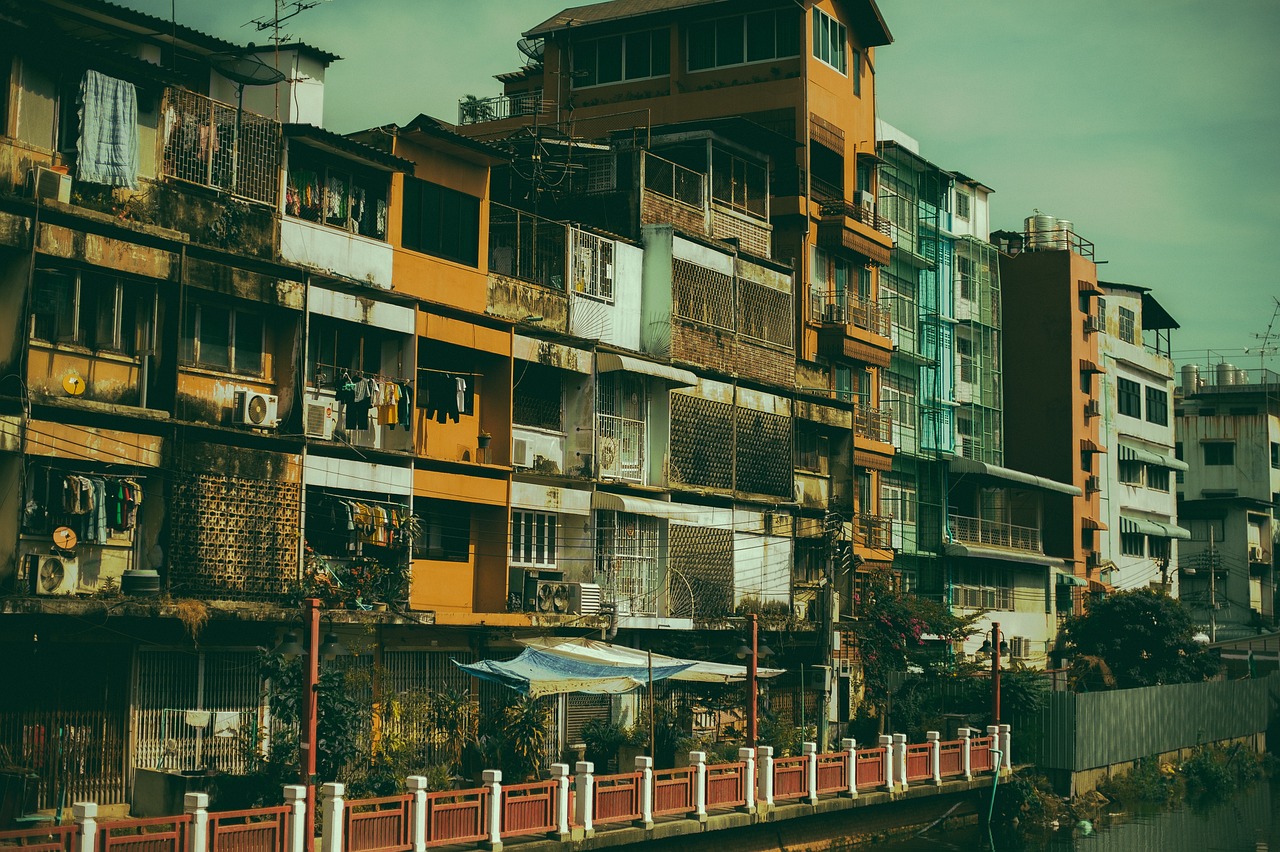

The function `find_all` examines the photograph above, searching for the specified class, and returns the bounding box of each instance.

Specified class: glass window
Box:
[30,268,147,355]
[401,178,480,267]
[1145,386,1168,426]
[1120,532,1145,557]
[1119,459,1143,485]
[511,510,557,567]
[414,500,470,562]
[181,303,266,375]
[577,29,669,84]
[1204,442,1235,466]
[813,9,847,74]
[1271,442,1279,470]
[1117,377,1142,418]
[1118,306,1136,344]
[1147,466,1170,492]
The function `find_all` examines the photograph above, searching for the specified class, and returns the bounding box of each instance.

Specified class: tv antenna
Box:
[1246,297,1280,376]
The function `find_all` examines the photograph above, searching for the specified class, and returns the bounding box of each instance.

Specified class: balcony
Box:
[852,401,892,444]
[819,199,893,238]
[161,88,281,206]
[488,203,567,288]
[949,513,1042,553]
[852,513,893,551]
[457,90,550,125]
[597,413,645,483]
[814,291,892,339]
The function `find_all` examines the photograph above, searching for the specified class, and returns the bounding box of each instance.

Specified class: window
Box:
[286,148,389,239]
[812,9,847,74]
[1097,297,1106,326]
[957,254,975,301]
[401,177,480,266]
[1119,459,1144,485]
[952,565,1014,610]
[1117,377,1142,418]
[880,473,917,524]
[711,147,768,217]
[1118,306,1136,344]
[1147,466,1170,492]
[1120,532,1145,557]
[511,510,557,567]
[180,303,264,374]
[955,190,971,221]
[851,47,861,96]
[513,364,563,431]
[794,424,828,473]
[1272,442,1280,470]
[1272,492,1280,519]
[957,335,975,384]
[1203,442,1235,466]
[1145,386,1168,426]
[688,11,798,71]
[596,511,661,615]
[575,29,669,85]
[413,500,470,561]
[30,267,150,355]
[308,315,388,378]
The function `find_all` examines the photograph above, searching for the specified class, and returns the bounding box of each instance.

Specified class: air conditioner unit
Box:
[531,580,601,615]
[512,437,531,469]
[856,190,875,211]
[1084,399,1101,418]
[304,402,335,439]
[32,167,72,204]
[1085,475,1100,493]
[836,658,855,678]
[1083,314,1100,334]
[1249,545,1267,563]
[234,390,280,428]
[32,554,79,596]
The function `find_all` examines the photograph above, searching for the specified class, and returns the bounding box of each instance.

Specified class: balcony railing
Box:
[819,198,894,237]
[642,151,706,209]
[597,414,645,483]
[949,513,1042,552]
[852,401,892,444]
[995,228,1095,260]
[160,87,281,206]
[852,513,893,550]
[457,90,549,125]
[488,203,567,288]
[815,291,892,338]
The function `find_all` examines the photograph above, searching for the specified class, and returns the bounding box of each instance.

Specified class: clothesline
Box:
[312,489,410,510]
[313,362,411,384]
[418,366,484,377]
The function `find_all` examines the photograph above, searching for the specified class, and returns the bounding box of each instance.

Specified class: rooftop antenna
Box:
[243,1,328,119]
[1246,297,1280,378]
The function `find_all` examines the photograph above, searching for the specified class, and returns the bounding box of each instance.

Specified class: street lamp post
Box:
[736,614,773,748]
[979,621,1009,724]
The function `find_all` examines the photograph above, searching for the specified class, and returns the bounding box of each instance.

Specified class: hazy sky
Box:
[120,0,1280,364]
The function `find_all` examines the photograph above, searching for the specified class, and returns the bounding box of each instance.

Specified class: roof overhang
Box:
[1118,440,1188,471]
[1119,514,1191,540]
[597,352,697,386]
[591,491,731,525]
[943,542,1066,568]
[948,457,1082,497]
[285,124,413,172]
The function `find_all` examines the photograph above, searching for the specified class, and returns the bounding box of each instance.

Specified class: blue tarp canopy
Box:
[454,647,696,698]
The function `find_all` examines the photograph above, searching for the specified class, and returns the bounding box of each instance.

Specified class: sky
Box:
[120,0,1280,365]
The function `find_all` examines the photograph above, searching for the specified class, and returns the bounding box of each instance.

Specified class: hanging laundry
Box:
[397,381,414,430]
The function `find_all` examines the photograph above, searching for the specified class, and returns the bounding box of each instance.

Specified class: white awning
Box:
[1118,441,1189,472]
[518,637,785,684]
[949,457,1082,497]
[511,481,591,515]
[943,541,1066,568]
[597,352,697,386]
[1120,514,1191,540]
[591,491,733,525]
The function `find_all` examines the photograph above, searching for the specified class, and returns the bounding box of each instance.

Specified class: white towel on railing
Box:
[77,69,139,188]
[212,711,241,738]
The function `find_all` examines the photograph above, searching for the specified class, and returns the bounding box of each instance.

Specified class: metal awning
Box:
[943,542,1066,568]
[1120,514,1191,540]
[1056,570,1088,586]
[948,458,1082,497]
[596,353,697,386]
[1118,441,1189,471]
[591,491,732,525]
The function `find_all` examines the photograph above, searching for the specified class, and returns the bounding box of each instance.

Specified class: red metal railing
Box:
[98,815,190,852]
[499,780,558,839]
[815,752,848,795]
[855,748,886,789]
[772,756,808,801]
[344,795,411,852]
[208,806,289,852]
[424,789,488,847]
[652,767,695,817]
[939,740,965,778]
[704,763,745,811]
[905,744,932,783]
[0,823,80,852]
[970,737,994,774]
[591,772,642,825]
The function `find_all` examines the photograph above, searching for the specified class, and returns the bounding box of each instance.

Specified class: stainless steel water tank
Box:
[1181,364,1200,391]
[1217,363,1237,386]
[1055,219,1075,250]
[1025,213,1057,250]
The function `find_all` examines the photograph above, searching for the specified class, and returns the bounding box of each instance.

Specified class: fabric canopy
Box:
[454,647,695,698]
[518,636,786,684]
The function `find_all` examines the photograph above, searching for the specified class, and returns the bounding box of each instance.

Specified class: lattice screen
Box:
[168,473,302,600]
[737,278,793,348]
[669,392,733,489]
[669,524,734,619]
[673,258,734,329]
[735,408,793,498]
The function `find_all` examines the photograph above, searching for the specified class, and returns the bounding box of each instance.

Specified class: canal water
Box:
[867,778,1280,851]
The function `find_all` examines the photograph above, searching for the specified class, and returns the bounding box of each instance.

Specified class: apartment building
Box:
[1177,365,1280,639]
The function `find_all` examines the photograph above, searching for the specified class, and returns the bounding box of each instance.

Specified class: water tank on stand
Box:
[1025,212,1058,250]
[1181,364,1200,392]
[1055,219,1075,251]
[1217,363,1237,386]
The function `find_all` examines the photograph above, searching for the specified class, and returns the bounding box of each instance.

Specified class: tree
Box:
[1059,590,1218,690]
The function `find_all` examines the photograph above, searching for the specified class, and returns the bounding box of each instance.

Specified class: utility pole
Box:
[818,512,841,751]
[1209,528,1217,644]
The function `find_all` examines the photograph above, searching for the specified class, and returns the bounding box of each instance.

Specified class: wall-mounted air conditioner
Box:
[1084,399,1101,418]
[529,580,601,615]
[32,167,72,204]
[31,553,79,596]
[1083,315,1100,334]
[234,390,280,429]
[304,402,335,440]
[1085,475,1100,494]
[512,437,531,469]
[856,190,875,211]
[1249,545,1267,563]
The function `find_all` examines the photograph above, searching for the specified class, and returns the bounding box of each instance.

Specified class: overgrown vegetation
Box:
[1098,743,1270,809]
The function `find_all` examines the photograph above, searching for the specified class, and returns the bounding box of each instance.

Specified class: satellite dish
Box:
[517,38,544,65]
[208,52,287,87]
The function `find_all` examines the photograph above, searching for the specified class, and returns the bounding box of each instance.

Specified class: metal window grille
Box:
[570,228,614,301]
[736,278,793,348]
[672,259,733,329]
[596,511,661,616]
[160,88,281,206]
[489,204,568,288]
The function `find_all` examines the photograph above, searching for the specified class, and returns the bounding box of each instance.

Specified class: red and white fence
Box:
[3,725,1010,852]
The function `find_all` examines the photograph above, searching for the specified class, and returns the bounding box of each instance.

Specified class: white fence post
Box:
[842,738,858,799]
[634,756,654,829]
[184,792,209,852]
[283,786,307,852]
[927,731,941,786]
[690,751,707,822]
[574,761,595,837]
[72,802,97,852]
[319,782,344,852]
[404,777,427,852]
[893,734,908,791]
[801,742,818,806]
[878,735,894,791]
[756,746,774,808]
[960,728,973,781]
[999,723,1012,770]
[550,764,571,839]
[483,770,502,851]
[738,748,756,814]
